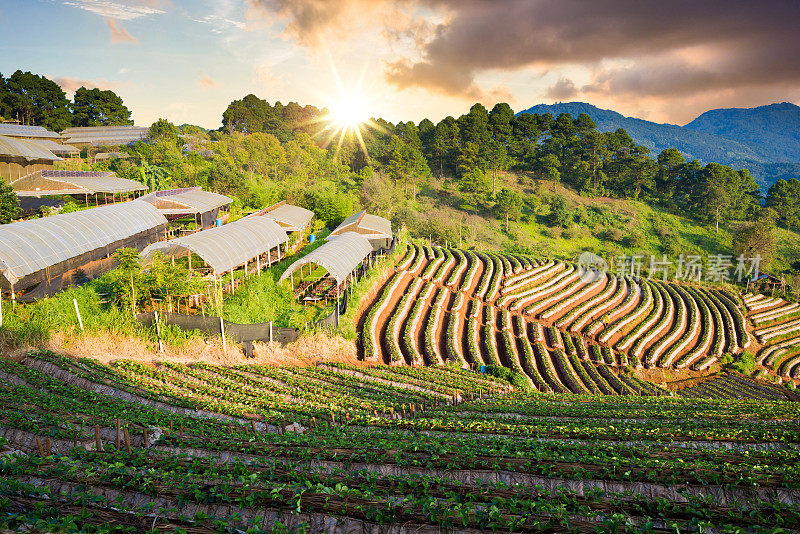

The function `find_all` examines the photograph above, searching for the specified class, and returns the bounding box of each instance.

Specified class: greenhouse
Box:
[10,170,147,199]
[139,187,232,229]
[139,216,288,277]
[328,210,392,250]
[280,232,373,303]
[0,201,168,296]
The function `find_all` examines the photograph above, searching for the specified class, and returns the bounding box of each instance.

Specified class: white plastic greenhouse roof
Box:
[280,232,372,284]
[0,124,61,140]
[0,201,167,285]
[0,134,61,161]
[328,210,392,240]
[139,187,232,215]
[255,202,314,232]
[10,170,147,197]
[140,216,288,274]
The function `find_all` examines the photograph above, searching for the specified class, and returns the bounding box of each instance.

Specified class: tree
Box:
[539,153,561,191]
[766,178,800,231]
[0,182,20,223]
[139,161,171,192]
[733,208,777,265]
[149,118,179,144]
[495,188,521,232]
[71,87,132,126]
[0,70,71,130]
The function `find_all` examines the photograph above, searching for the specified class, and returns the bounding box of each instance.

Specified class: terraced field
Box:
[746,293,800,379]
[362,244,800,392]
[2,350,800,532]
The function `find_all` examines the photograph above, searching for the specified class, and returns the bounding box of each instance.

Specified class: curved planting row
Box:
[758,334,800,367]
[657,285,700,368]
[503,264,575,311]
[501,260,559,294]
[423,288,449,365]
[630,283,672,363]
[397,244,416,271]
[588,278,641,338]
[746,295,784,313]
[514,320,552,392]
[675,287,716,369]
[362,272,406,361]
[445,249,469,289]
[387,278,424,364]
[750,302,800,325]
[555,275,617,331]
[522,270,588,317]
[646,284,688,367]
[482,305,502,366]
[466,300,484,367]
[569,276,628,333]
[485,254,505,302]
[431,248,456,284]
[599,280,652,344]
[539,272,607,322]
[755,318,800,344]
[777,352,800,378]
[714,290,750,349]
[460,251,482,294]
[445,292,468,367]
[420,247,444,280]
[473,252,495,300]
[400,282,436,366]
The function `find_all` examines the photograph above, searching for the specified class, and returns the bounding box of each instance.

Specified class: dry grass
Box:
[19,330,361,368]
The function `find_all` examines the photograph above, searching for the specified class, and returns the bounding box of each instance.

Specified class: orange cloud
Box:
[106,17,138,44]
[53,76,119,95]
[198,72,220,89]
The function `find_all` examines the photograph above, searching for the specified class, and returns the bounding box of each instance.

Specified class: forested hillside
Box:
[520,102,800,190]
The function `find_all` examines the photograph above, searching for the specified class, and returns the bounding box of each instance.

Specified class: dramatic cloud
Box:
[546,78,577,101]
[198,72,220,89]
[106,17,138,44]
[248,0,800,119]
[63,0,166,20]
[53,76,118,94]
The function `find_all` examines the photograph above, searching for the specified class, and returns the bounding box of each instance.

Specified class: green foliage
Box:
[149,118,179,144]
[0,182,20,223]
[0,70,71,130]
[71,86,132,126]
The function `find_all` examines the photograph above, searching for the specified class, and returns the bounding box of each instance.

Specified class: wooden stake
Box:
[94,425,103,451]
[123,428,132,454]
[35,437,44,455]
[251,420,256,434]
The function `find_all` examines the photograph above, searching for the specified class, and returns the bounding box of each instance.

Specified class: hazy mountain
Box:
[684,102,800,163]
[517,101,800,190]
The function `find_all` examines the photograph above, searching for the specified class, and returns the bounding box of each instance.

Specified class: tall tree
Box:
[495,187,521,232]
[71,87,132,126]
[0,70,71,130]
[766,178,800,231]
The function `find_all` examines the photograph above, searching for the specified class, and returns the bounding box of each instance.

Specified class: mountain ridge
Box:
[517,101,800,190]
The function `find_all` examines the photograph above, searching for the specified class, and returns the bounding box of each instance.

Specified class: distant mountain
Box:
[517,102,800,190]
[684,102,800,163]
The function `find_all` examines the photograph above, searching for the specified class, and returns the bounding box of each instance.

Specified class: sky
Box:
[1,0,799,129]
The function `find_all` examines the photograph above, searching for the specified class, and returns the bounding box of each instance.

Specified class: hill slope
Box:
[518,102,800,190]
[685,102,800,163]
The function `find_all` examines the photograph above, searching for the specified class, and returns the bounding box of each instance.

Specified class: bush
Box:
[509,372,533,392]
[485,364,510,380]
[731,351,756,376]
[623,232,647,249]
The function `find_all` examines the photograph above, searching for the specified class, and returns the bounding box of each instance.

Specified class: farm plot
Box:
[366,245,752,381]
[1,351,800,533]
